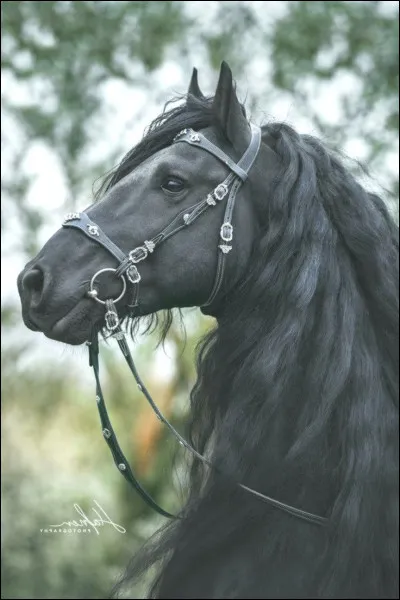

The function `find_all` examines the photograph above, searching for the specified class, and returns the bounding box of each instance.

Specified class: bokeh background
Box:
[1,2,398,598]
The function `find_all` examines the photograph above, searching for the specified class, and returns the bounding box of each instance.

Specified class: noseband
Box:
[62,124,327,527]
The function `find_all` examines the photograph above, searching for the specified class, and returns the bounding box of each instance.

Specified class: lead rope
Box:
[88,306,328,527]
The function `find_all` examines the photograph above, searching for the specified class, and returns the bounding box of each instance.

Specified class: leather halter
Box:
[62,124,328,527]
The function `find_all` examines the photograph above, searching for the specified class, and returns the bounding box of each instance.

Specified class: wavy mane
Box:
[108,96,399,598]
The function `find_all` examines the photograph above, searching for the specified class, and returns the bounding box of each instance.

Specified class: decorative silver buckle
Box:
[214,184,228,201]
[104,299,122,333]
[220,222,233,242]
[129,246,148,263]
[105,310,119,331]
[126,265,141,284]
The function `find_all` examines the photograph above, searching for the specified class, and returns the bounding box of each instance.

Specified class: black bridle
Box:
[62,125,328,527]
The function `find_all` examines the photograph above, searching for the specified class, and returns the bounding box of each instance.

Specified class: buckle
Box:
[126,265,141,284]
[214,184,228,201]
[129,246,148,263]
[220,222,233,242]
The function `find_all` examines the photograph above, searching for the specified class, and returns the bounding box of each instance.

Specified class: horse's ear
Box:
[212,61,250,151]
[187,67,205,109]
[188,68,204,99]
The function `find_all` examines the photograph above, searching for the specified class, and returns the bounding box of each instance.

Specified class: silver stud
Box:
[178,441,184,446]
[63,212,81,223]
[87,289,98,299]
[219,244,232,254]
[173,128,188,141]
[137,384,143,391]
[102,428,111,439]
[183,213,190,224]
[189,132,200,143]
[206,194,216,206]
[144,240,155,253]
[96,395,101,404]
[118,463,127,471]
[87,224,99,236]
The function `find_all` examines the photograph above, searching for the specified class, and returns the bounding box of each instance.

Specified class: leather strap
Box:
[204,179,242,307]
[174,130,249,181]
[63,212,127,264]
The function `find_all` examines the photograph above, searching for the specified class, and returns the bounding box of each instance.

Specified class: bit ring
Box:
[88,268,126,305]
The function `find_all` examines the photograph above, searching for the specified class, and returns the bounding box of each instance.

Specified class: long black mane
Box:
[106,96,398,598]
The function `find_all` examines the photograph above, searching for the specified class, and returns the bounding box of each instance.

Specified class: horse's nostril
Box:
[23,267,44,294]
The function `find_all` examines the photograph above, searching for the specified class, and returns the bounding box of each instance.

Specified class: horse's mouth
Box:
[23,298,103,346]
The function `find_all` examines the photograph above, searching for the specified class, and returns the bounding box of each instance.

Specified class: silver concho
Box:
[219,244,232,254]
[126,265,141,284]
[102,428,112,439]
[87,224,99,236]
[189,132,200,142]
[63,212,81,223]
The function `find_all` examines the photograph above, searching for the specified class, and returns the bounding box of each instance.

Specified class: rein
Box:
[62,125,328,527]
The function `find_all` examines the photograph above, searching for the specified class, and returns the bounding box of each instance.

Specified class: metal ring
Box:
[89,268,126,305]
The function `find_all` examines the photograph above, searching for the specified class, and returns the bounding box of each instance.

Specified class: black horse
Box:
[18,63,399,599]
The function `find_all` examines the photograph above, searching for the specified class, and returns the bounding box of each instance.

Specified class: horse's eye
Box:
[161,177,185,194]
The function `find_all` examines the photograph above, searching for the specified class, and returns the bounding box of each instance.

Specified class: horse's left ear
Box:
[212,61,250,152]
[187,67,206,109]
[188,68,205,99]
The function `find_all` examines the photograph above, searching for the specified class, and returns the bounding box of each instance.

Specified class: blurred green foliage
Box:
[271,1,399,197]
[1,1,398,598]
